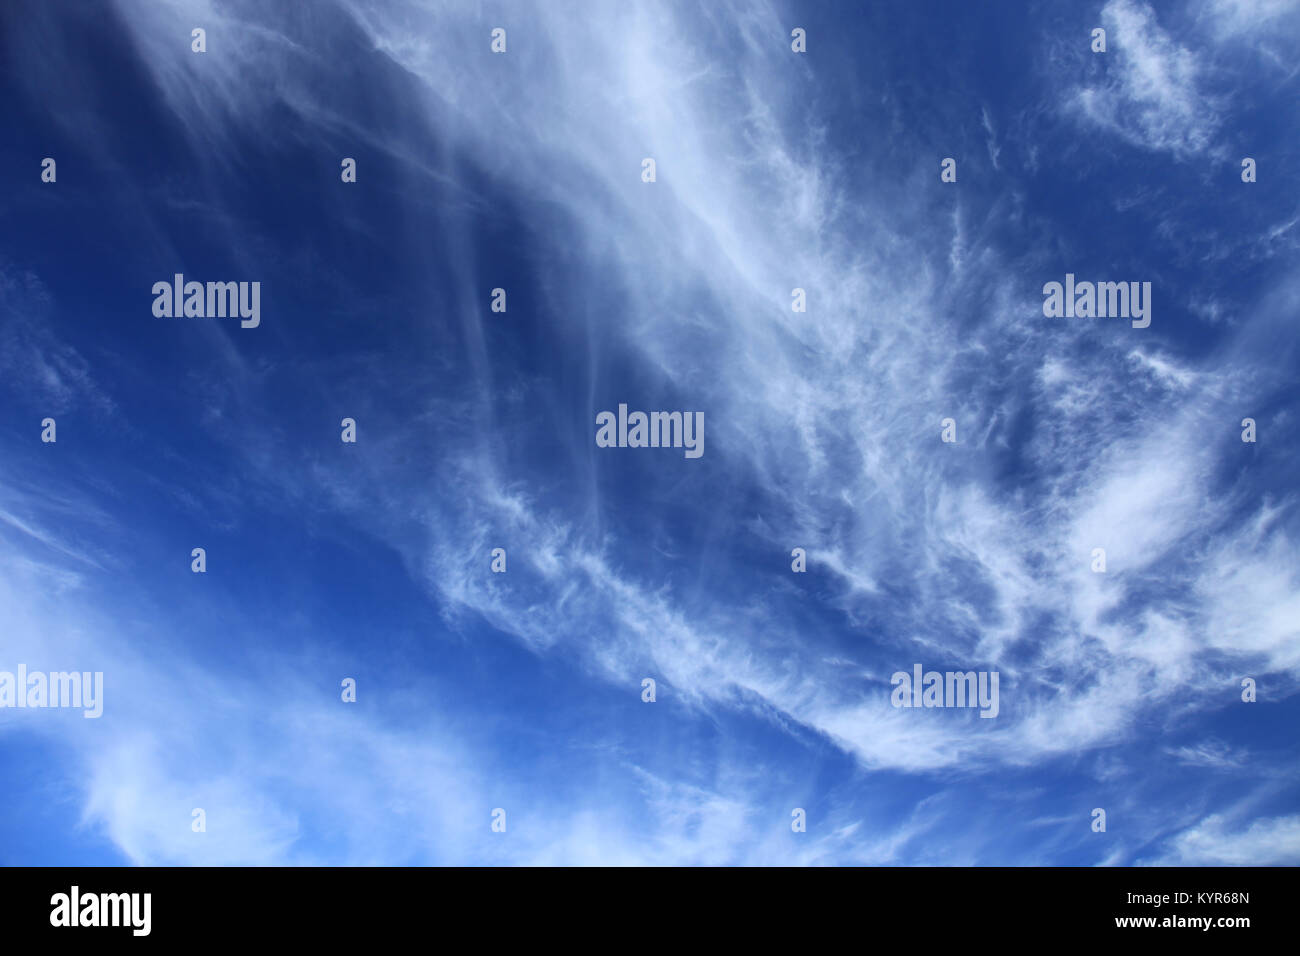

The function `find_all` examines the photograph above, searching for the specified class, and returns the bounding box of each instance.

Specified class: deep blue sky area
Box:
[0,0,1297,865]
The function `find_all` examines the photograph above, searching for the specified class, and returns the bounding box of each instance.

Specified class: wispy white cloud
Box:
[1166,738,1248,768]
[2,0,1292,865]
[1149,812,1300,865]
[1064,0,1222,157]
[107,0,1300,777]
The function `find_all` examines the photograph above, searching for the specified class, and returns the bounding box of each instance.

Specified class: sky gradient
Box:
[1,0,1298,865]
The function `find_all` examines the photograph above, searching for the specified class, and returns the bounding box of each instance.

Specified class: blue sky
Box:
[1,0,1298,865]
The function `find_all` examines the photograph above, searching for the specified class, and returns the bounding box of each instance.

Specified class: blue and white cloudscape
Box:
[1,0,1298,865]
